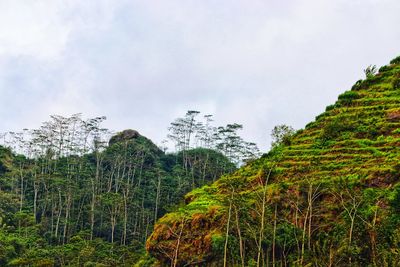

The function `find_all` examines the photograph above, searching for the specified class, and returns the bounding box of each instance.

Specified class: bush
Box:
[351,80,363,91]
[392,78,400,89]
[305,121,317,129]
[389,184,400,212]
[271,124,295,148]
[211,233,225,254]
[390,56,400,65]
[379,65,391,73]
[338,91,359,106]
[364,65,377,79]
[321,117,354,142]
[325,104,336,112]
[354,125,379,139]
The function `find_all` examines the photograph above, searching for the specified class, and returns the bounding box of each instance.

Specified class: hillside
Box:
[0,126,236,266]
[146,57,400,266]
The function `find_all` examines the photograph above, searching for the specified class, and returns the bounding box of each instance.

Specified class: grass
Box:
[146,59,400,265]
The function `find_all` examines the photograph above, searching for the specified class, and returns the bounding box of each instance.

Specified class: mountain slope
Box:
[146,56,400,266]
[0,128,236,266]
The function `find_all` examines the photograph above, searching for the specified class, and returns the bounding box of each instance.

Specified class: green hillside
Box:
[0,126,236,266]
[146,57,400,266]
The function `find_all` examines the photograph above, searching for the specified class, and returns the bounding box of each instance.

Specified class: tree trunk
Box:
[308,183,313,250]
[55,189,63,240]
[272,203,277,267]
[33,171,38,222]
[300,206,309,266]
[62,192,71,244]
[154,172,162,224]
[172,218,185,267]
[234,206,245,267]
[224,190,233,267]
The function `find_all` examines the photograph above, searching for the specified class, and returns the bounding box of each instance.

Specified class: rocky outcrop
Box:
[108,129,140,146]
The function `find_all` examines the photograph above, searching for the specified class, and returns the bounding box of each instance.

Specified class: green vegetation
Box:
[364,65,377,79]
[147,56,400,266]
[0,113,258,266]
[1,55,400,266]
[270,124,296,148]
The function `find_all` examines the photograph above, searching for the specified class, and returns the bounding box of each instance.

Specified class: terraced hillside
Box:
[146,56,400,266]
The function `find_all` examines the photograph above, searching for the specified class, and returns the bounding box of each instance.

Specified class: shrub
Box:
[211,233,224,254]
[305,121,317,129]
[271,124,296,148]
[364,65,377,79]
[355,125,379,139]
[351,80,363,91]
[379,65,391,73]
[315,113,325,121]
[321,117,354,142]
[338,91,359,106]
[390,56,400,65]
[325,104,336,112]
[389,184,400,212]
[392,78,400,89]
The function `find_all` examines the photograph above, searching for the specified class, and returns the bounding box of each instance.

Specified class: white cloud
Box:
[0,0,399,151]
[0,1,69,59]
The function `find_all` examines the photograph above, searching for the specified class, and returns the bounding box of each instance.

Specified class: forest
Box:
[1,57,400,267]
[2,0,400,265]
[0,111,259,266]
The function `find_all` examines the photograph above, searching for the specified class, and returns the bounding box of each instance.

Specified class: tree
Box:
[271,124,295,148]
[333,183,363,265]
[0,113,243,265]
[168,111,260,166]
[364,65,377,79]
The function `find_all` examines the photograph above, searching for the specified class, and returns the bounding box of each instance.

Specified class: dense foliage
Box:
[147,57,400,266]
[0,113,259,266]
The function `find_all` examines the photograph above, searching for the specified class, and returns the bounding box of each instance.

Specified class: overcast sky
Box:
[0,0,399,151]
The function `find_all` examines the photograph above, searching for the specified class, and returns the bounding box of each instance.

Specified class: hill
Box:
[146,56,400,266]
[0,127,235,266]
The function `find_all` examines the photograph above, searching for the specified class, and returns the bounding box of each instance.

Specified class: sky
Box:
[0,0,399,152]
